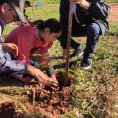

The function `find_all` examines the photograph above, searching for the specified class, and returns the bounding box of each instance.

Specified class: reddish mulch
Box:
[0,72,76,118]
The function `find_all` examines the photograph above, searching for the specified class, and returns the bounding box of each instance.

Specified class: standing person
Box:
[0,0,59,90]
[58,0,110,70]
[5,18,62,84]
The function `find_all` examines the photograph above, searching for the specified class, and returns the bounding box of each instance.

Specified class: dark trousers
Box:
[71,22,101,58]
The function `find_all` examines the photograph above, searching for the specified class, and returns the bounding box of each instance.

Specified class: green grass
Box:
[108,21,118,36]
[107,0,118,2]
[0,2,118,118]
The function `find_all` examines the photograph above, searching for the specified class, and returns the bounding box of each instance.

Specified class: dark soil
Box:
[0,102,15,118]
[0,72,76,118]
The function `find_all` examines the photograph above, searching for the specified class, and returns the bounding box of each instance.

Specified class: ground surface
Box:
[108,3,118,21]
[0,72,75,118]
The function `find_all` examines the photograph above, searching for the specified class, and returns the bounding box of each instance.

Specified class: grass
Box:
[107,0,118,2]
[0,2,118,118]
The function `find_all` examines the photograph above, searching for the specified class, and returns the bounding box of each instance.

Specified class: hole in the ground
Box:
[44,71,74,91]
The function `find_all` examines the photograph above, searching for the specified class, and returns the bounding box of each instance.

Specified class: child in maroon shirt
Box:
[5,18,62,83]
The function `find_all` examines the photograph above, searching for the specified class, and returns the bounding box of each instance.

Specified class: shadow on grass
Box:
[51,56,63,60]
[108,32,118,36]
[0,74,25,87]
[53,59,81,69]
[53,62,65,69]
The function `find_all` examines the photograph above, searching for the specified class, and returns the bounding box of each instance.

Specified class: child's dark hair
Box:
[25,1,30,7]
[36,18,63,33]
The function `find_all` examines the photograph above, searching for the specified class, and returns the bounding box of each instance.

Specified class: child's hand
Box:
[27,64,59,90]
[41,77,59,91]
[49,75,59,91]
[47,77,59,91]
[69,0,90,9]
[36,76,59,90]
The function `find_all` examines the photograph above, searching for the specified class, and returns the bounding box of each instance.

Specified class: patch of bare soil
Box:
[108,3,118,21]
[50,3,59,6]
[0,72,76,118]
[0,102,16,118]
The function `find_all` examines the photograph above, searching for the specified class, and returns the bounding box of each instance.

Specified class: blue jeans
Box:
[71,23,101,58]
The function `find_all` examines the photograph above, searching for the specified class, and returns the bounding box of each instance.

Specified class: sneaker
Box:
[70,47,84,58]
[81,57,92,70]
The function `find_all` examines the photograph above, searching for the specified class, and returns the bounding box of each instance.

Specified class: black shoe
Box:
[81,57,92,70]
[70,47,84,58]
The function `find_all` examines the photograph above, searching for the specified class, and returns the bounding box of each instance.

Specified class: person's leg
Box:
[58,21,86,49]
[70,38,84,58]
[81,23,101,69]
[71,39,81,50]
[71,20,86,49]
[70,22,87,57]
[58,16,86,58]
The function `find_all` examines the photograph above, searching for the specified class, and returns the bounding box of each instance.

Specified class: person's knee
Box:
[86,23,100,37]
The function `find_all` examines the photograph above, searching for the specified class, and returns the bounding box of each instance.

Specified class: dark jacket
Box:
[59,0,110,48]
